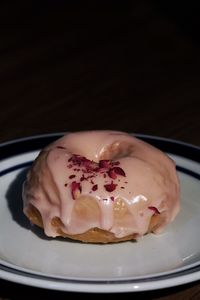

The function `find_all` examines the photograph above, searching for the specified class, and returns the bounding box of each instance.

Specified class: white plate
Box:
[0,133,199,293]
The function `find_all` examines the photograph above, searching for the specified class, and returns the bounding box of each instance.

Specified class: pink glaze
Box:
[23,131,180,239]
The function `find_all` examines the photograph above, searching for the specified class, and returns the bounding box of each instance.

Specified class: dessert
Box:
[22,131,180,243]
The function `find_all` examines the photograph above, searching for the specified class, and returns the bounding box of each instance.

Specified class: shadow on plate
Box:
[5,168,51,241]
[5,168,86,244]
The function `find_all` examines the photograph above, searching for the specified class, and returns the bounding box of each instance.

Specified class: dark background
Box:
[1,0,200,145]
[0,1,200,299]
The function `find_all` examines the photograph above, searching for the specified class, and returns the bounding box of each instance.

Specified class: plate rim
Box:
[0,132,200,292]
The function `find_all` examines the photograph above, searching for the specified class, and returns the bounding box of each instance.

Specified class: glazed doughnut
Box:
[23,131,180,243]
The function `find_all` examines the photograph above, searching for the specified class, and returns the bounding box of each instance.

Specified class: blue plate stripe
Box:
[0,258,200,285]
[0,161,33,177]
[176,166,200,180]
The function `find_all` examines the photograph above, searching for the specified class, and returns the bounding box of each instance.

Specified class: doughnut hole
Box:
[100,142,134,160]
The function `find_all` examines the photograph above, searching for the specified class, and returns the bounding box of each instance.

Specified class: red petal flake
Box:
[70,154,91,167]
[68,154,98,173]
[99,160,111,169]
[104,181,117,192]
[112,167,126,177]
[148,206,160,214]
[92,184,98,191]
[108,167,126,179]
[80,175,86,181]
[108,169,117,179]
[71,181,82,200]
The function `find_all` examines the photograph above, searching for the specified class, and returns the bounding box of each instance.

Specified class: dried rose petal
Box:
[69,154,99,174]
[99,160,111,169]
[71,155,84,165]
[104,181,117,192]
[110,196,115,201]
[56,146,66,149]
[71,181,82,200]
[80,175,85,181]
[108,169,117,179]
[70,154,91,167]
[92,184,98,191]
[112,167,126,177]
[148,206,160,214]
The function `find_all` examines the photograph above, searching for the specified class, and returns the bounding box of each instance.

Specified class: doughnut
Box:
[22,131,180,243]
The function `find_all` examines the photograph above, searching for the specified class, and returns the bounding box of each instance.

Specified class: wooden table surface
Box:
[0,1,200,299]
